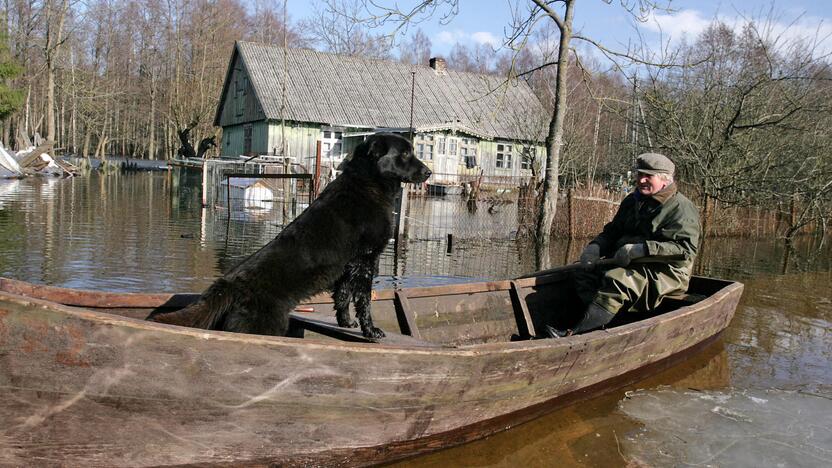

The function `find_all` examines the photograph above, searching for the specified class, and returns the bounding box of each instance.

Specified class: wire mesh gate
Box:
[222,173,314,227]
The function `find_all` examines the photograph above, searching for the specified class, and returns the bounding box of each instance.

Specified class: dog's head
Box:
[342,133,432,183]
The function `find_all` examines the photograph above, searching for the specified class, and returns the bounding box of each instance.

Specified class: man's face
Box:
[636,172,667,196]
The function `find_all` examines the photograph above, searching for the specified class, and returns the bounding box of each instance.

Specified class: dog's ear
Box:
[366,134,392,159]
[338,136,374,170]
[343,135,381,167]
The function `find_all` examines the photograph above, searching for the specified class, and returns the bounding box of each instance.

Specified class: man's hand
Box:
[614,243,647,267]
[579,243,601,265]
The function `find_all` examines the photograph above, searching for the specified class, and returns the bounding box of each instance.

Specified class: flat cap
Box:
[635,153,674,176]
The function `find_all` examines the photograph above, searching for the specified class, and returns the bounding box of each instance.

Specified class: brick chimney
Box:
[429,57,447,75]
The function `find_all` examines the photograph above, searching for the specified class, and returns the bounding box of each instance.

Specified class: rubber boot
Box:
[542,303,616,338]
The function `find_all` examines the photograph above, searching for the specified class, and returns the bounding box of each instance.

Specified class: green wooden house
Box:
[213,41,546,182]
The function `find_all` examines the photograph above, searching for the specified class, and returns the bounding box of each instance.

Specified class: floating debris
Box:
[0,145,23,178]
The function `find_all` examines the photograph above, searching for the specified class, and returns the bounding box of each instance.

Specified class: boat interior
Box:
[19,269,731,349]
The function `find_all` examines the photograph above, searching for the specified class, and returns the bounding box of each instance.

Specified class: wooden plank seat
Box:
[393,290,421,339]
[288,311,443,348]
[509,281,536,340]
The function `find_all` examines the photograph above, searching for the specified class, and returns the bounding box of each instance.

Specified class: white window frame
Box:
[521,146,535,170]
[496,143,513,169]
[321,127,345,161]
[448,138,458,156]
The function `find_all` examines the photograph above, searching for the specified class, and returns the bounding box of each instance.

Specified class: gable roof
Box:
[214,41,546,142]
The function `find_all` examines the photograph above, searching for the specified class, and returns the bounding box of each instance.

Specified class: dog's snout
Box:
[424,167,432,178]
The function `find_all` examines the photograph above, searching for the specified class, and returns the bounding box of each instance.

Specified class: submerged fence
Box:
[202,164,817,279]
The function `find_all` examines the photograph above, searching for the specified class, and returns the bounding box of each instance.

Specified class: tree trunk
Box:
[70,49,77,154]
[44,0,69,144]
[81,129,91,158]
[534,0,575,270]
[589,104,601,187]
[149,72,156,160]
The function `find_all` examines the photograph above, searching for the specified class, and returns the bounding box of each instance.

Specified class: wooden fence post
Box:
[567,188,575,239]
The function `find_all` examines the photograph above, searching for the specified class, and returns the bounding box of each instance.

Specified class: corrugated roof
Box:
[216,41,546,142]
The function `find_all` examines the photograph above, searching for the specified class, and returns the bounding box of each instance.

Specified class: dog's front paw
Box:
[362,326,385,339]
[336,315,358,328]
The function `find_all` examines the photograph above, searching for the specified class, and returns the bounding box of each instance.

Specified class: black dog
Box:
[148,133,431,338]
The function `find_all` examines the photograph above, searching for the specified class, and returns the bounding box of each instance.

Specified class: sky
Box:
[285,0,832,59]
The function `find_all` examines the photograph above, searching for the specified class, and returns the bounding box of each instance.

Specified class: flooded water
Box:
[1,172,831,466]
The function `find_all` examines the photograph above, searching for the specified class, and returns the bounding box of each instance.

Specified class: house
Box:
[213,41,547,185]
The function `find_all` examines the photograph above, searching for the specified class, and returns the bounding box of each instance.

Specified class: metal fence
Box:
[205,167,629,278]
[221,173,313,227]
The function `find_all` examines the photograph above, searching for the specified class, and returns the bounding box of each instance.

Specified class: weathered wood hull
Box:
[0,275,742,466]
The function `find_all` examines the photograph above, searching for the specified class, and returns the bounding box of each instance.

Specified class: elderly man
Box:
[546,153,701,337]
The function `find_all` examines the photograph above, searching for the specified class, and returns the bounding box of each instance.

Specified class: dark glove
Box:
[613,243,647,267]
[579,243,601,266]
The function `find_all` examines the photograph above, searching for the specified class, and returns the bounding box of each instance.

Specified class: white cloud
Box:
[435,29,466,46]
[644,9,717,39]
[471,31,500,46]
[434,29,501,48]
[642,9,832,56]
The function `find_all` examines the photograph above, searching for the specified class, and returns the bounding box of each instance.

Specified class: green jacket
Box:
[591,184,700,271]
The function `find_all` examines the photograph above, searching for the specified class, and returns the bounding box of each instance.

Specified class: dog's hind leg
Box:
[332,273,358,328]
[352,255,384,339]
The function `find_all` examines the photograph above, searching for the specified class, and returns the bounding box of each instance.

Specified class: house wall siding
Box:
[267,121,318,168]
[220,122,268,156]
[216,55,266,127]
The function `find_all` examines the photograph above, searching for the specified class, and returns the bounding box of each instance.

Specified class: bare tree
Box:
[248,0,313,47]
[42,0,71,143]
[398,28,432,65]
[320,0,672,269]
[306,0,394,58]
[638,17,832,239]
[447,42,498,73]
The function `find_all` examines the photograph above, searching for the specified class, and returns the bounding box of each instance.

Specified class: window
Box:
[427,135,434,141]
[321,127,344,160]
[496,143,513,169]
[234,79,244,116]
[448,138,458,156]
[461,147,468,156]
[426,144,434,160]
[243,124,253,154]
[521,146,535,170]
[417,143,425,159]
[438,138,446,154]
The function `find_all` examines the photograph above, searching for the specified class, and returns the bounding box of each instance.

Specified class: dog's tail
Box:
[146,280,234,330]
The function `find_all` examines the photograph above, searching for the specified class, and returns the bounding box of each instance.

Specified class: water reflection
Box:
[0,172,605,290]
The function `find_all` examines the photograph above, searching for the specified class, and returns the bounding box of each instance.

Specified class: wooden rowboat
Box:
[0,270,743,466]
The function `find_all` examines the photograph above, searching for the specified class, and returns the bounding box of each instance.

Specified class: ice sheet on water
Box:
[618,387,832,467]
